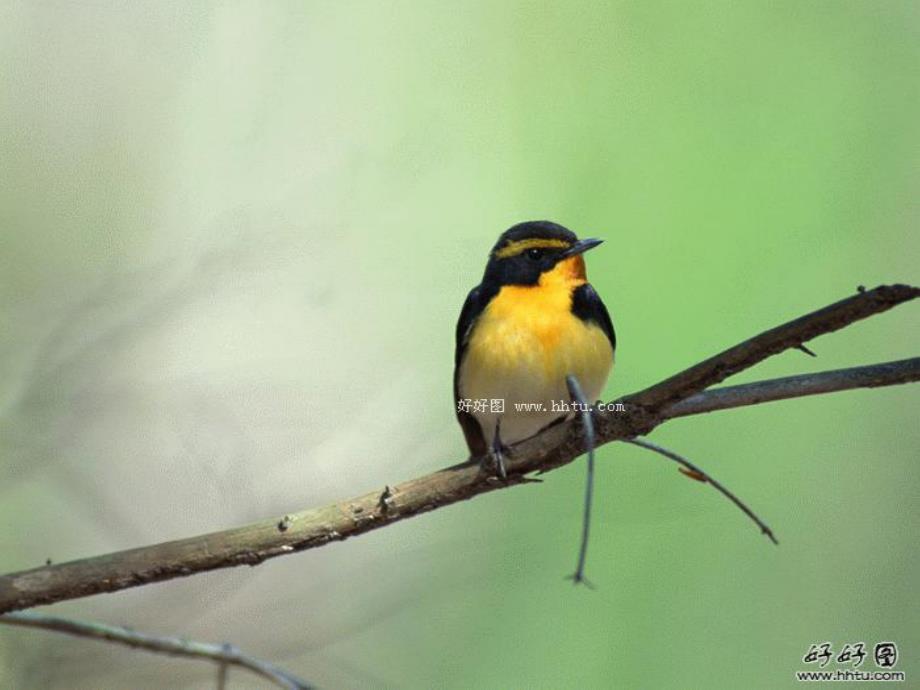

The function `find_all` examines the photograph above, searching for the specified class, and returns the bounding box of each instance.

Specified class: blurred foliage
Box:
[1,1,917,688]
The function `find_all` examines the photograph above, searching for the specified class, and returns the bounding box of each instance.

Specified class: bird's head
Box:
[482,220,603,288]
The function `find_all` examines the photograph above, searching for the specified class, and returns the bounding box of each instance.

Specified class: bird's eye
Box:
[526,248,544,261]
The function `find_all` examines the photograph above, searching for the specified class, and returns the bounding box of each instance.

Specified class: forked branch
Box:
[0,284,917,614]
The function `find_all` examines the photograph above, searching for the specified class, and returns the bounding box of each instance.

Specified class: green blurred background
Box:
[1,1,918,688]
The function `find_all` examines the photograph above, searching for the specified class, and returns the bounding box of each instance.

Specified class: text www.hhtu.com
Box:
[512,401,627,413]
[796,669,905,682]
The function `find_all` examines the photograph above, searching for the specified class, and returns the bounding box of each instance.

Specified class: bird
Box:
[454,220,616,477]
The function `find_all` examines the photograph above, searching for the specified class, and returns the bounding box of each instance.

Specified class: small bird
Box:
[454,220,616,476]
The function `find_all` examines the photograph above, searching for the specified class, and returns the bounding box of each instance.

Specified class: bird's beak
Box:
[561,238,603,258]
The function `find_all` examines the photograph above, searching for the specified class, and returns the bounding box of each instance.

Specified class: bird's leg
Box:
[485,417,508,479]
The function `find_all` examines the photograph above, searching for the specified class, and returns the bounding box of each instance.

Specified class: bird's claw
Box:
[482,444,508,479]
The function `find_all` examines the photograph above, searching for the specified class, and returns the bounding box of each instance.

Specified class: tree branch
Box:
[0,284,917,614]
[665,357,920,418]
[0,611,313,689]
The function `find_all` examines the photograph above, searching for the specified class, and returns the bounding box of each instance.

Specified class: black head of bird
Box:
[481,221,604,289]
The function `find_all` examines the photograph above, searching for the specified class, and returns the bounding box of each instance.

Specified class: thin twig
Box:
[625,438,778,544]
[565,375,596,588]
[0,612,313,690]
[0,285,916,614]
[795,344,817,357]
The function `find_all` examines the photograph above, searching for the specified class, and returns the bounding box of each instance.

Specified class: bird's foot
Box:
[482,438,510,479]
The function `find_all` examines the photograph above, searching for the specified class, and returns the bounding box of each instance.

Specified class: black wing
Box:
[571,283,616,351]
[453,285,489,456]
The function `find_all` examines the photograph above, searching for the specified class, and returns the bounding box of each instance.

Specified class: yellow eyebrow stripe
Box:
[494,238,570,259]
